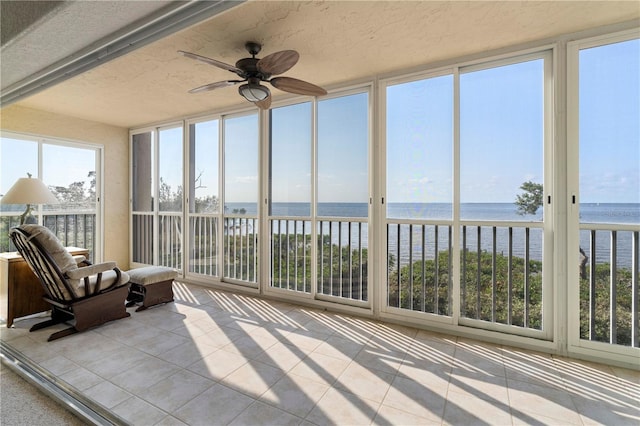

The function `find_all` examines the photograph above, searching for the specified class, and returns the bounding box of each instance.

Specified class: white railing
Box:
[224,215,258,284]
[189,215,219,276]
[1,212,96,260]
[579,224,639,348]
[387,221,452,315]
[317,218,368,301]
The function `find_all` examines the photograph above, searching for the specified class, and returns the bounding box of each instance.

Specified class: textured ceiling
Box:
[4,1,640,129]
[0,1,178,89]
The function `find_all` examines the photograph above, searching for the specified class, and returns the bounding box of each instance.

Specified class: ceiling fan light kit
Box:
[239,78,270,102]
[180,41,327,109]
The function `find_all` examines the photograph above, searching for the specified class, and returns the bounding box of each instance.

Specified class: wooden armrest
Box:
[66,262,117,280]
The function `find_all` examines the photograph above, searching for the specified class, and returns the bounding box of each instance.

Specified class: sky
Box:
[2,38,638,212]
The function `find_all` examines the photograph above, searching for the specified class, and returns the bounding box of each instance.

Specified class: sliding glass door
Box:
[383,51,553,339]
[267,90,371,305]
[568,33,639,361]
[130,125,183,269]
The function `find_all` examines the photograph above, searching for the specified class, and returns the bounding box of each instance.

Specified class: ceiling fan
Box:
[179,42,327,110]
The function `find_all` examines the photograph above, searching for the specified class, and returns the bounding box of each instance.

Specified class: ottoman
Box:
[125,266,177,312]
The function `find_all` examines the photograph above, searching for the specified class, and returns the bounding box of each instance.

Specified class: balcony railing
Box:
[1,212,96,260]
[268,217,368,301]
[317,219,368,301]
[579,224,639,347]
[387,222,452,315]
[270,219,312,293]
[189,215,219,276]
[224,215,258,284]
[460,223,543,330]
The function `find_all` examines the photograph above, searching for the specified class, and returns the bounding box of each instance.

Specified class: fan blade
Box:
[178,50,242,74]
[270,77,327,96]
[254,95,272,110]
[188,80,240,94]
[257,50,299,76]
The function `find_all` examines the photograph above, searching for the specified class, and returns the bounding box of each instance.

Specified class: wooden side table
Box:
[0,247,89,327]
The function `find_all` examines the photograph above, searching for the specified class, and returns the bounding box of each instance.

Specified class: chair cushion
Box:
[20,224,77,273]
[75,270,130,297]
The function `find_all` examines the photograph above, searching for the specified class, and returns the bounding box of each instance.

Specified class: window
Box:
[385,73,454,315]
[188,119,220,276]
[571,36,639,349]
[223,113,259,283]
[1,134,101,259]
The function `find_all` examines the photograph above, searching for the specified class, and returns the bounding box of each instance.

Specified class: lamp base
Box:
[19,204,37,225]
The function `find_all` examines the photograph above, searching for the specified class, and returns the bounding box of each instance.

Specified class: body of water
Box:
[224,202,639,268]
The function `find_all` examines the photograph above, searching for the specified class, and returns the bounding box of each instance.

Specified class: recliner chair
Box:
[9,224,130,341]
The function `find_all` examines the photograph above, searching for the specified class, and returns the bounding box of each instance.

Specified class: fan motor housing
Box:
[236,57,271,80]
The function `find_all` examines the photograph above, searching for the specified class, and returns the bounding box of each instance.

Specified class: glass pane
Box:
[0,137,38,251]
[270,102,312,217]
[317,93,369,218]
[188,119,220,277]
[460,59,544,222]
[159,127,183,212]
[579,39,640,222]
[132,132,153,212]
[578,39,639,348]
[189,120,219,214]
[386,75,453,220]
[43,144,96,212]
[224,114,259,214]
[224,113,259,284]
[0,137,38,209]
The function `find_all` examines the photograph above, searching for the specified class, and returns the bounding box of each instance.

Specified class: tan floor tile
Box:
[453,341,506,377]
[374,404,441,426]
[137,332,191,357]
[382,375,447,423]
[260,373,330,418]
[335,362,395,403]
[38,355,78,376]
[156,339,219,368]
[186,347,248,381]
[155,415,188,426]
[443,387,512,425]
[82,345,149,379]
[139,369,215,413]
[110,356,181,394]
[289,351,350,386]
[448,371,509,403]
[312,334,365,361]
[221,359,285,398]
[305,387,380,425]
[58,366,105,391]
[278,328,329,352]
[572,392,640,426]
[221,333,279,360]
[174,383,255,425]
[255,341,307,372]
[112,395,168,425]
[508,379,582,425]
[353,344,406,374]
[83,381,133,409]
[229,400,302,426]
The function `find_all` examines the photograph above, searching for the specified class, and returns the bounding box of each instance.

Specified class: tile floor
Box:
[1,281,639,426]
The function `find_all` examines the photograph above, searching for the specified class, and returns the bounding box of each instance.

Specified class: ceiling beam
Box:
[0,0,244,107]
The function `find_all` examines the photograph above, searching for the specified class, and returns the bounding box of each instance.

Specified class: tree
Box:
[515,181,543,216]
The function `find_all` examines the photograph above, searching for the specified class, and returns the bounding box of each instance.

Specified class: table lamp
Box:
[0,173,60,224]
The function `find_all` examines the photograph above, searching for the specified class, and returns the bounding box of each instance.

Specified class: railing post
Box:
[610,230,617,345]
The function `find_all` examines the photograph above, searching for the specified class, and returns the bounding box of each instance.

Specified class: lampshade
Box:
[238,82,270,102]
[1,176,60,205]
